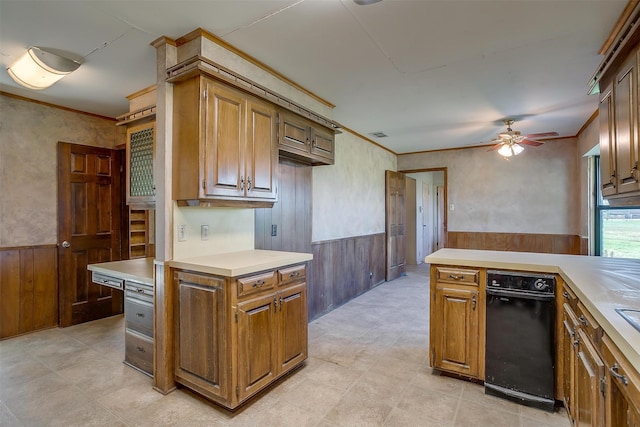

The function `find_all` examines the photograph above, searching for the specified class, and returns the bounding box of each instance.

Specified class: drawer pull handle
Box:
[252,280,266,288]
[448,274,464,280]
[578,315,588,326]
[610,363,628,386]
[136,289,145,294]
[136,346,145,353]
[471,295,477,310]
[136,313,144,318]
[289,272,300,278]
[562,290,570,299]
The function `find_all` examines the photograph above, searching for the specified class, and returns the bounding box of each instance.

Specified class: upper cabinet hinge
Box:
[236,385,239,398]
[235,311,238,323]
[202,179,206,190]
[203,88,207,99]
[600,376,606,397]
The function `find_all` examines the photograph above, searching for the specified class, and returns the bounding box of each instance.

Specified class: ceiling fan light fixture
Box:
[498,143,524,158]
[7,46,80,90]
[512,143,524,155]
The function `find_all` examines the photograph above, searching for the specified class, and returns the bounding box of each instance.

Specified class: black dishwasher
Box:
[485,270,556,412]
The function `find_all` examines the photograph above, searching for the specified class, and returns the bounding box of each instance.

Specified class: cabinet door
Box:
[277,283,308,374]
[246,99,277,200]
[615,53,640,194]
[237,293,278,401]
[432,285,479,377]
[310,126,335,164]
[202,79,245,198]
[175,273,227,400]
[600,81,618,197]
[126,121,155,207]
[602,335,640,427]
[562,303,579,421]
[575,329,605,427]
[279,113,310,157]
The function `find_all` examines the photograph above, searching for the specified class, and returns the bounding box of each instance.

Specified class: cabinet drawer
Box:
[436,267,479,286]
[237,271,277,298]
[125,298,153,337]
[576,302,602,345]
[125,329,153,376]
[92,272,124,290]
[601,334,640,414]
[278,264,306,286]
[125,281,153,304]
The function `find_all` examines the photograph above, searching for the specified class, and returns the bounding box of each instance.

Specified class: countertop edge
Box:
[87,258,154,285]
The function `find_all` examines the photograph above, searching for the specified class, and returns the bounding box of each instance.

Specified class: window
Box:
[594,156,640,258]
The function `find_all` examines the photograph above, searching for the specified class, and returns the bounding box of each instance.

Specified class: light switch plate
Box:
[201,225,209,240]
[178,225,186,242]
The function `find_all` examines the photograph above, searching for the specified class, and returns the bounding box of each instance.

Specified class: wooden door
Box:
[600,82,618,197]
[433,285,479,377]
[203,79,245,198]
[404,177,417,265]
[575,329,605,427]
[436,185,445,249]
[422,182,434,258]
[245,99,277,200]
[385,170,406,281]
[175,272,227,400]
[615,54,639,194]
[277,283,308,374]
[57,142,123,326]
[237,293,277,400]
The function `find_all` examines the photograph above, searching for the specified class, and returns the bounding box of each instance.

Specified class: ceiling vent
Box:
[370,131,388,138]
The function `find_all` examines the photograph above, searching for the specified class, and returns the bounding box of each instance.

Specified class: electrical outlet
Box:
[178,225,186,242]
[201,225,209,240]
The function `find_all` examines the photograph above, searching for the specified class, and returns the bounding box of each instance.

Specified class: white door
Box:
[422,183,434,257]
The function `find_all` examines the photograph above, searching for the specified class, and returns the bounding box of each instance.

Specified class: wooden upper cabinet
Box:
[599,81,617,198]
[279,111,335,165]
[126,121,156,208]
[615,52,640,195]
[173,75,277,207]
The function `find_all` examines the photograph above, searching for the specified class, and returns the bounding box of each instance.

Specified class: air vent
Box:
[370,131,388,138]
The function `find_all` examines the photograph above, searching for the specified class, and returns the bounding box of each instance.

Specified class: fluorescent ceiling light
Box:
[7,47,80,90]
[354,0,382,5]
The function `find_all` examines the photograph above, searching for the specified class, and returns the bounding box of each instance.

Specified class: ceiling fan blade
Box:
[487,142,504,151]
[520,138,544,146]
[525,131,558,138]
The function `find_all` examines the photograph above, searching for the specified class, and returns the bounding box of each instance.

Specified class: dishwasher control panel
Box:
[487,270,555,294]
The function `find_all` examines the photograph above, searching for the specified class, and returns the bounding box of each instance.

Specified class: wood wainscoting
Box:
[0,245,58,339]
[310,233,386,320]
[446,231,584,255]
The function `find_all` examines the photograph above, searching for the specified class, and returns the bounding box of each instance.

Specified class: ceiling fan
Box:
[488,119,558,158]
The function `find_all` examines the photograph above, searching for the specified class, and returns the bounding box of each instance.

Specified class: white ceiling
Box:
[0,0,626,154]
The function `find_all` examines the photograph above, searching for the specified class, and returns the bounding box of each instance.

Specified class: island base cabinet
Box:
[174,272,228,403]
[173,264,308,409]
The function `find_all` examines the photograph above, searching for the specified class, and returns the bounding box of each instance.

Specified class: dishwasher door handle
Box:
[486,288,555,301]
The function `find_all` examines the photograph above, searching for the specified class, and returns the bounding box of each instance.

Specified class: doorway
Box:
[402,169,447,263]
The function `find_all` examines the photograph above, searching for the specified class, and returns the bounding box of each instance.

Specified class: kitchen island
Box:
[425,248,640,426]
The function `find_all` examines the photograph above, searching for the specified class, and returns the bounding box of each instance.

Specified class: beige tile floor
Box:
[0,264,570,426]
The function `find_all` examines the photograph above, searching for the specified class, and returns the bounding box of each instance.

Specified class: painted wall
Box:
[312,131,396,242]
[0,94,121,247]
[398,138,580,235]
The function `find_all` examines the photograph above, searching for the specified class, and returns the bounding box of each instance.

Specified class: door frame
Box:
[399,167,448,250]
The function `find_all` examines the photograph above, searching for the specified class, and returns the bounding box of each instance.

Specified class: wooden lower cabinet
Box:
[602,335,640,427]
[562,302,580,420]
[430,266,482,379]
[574,329,606,426]
[173,264,307,409]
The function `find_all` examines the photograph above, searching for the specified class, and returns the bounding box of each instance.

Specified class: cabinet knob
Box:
[136,346,145,353]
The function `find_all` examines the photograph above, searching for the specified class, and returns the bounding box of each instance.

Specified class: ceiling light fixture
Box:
[498,142,524,158]
[353,0,382,5]
[7,46,80,90]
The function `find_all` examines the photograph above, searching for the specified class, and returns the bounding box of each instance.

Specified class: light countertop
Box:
[425,248,640,370]
[169,249,313,277]
[87,257,154,285]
